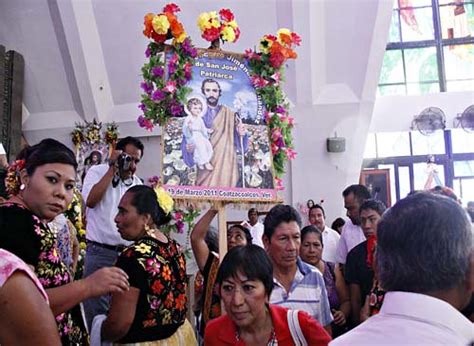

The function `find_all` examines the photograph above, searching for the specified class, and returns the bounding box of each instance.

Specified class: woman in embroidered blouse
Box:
[204,245,331,346]
[101,185,196,345]
[0,139,130,344]
[300,226,350,337]
[0,249,60,345]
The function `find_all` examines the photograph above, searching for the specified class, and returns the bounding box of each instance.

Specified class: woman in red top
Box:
[204,245,331,346]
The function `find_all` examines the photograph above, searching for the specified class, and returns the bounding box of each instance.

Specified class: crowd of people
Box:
[0,136,473,345]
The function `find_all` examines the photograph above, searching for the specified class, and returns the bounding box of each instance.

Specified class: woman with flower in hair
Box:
[99,185,196,345]
[0,138,130,344]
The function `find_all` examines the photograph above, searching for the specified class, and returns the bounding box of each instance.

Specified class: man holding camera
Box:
[82,136,144,329]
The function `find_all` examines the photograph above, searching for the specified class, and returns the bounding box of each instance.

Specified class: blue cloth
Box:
[270,258,334,327]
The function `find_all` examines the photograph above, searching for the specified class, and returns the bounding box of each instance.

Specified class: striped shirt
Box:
[270,258,333,327]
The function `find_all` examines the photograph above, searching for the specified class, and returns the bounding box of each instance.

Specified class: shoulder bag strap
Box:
[287,309,308,346]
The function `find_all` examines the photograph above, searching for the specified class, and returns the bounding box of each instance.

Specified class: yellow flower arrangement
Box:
[152,14,170,34]
[197,8,240,44]
[155,186,174,215]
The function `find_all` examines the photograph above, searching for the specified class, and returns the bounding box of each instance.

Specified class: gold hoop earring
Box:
[144,224,155,238]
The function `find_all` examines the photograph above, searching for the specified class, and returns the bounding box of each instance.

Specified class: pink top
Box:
[0,248,49,303]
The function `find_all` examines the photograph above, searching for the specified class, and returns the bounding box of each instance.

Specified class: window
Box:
[378,0,474,95]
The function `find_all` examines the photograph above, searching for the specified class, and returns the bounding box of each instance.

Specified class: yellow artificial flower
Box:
[277,28,291,43]
[155,187,174,214]
[259,36,274,54]
[197,12,212,30]
[227,20,238,29]
[173,31,187,44]
[152,14,170,35]
[135,243,152,254]
[221,26,236,42]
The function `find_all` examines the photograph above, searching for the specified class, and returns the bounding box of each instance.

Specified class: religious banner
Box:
[139,4,300,203]
[161,49,277,202]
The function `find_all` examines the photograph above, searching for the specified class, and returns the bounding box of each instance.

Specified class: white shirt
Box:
[82,164,142,246]
[330,291,474,345]
[249,222,264,248]
[335,219,365,264]
[321,226,340,263]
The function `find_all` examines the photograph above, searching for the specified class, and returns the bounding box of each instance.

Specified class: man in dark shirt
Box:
[345,199,386,326]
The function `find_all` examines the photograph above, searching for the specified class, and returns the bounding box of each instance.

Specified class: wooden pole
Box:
[217,202,227,262]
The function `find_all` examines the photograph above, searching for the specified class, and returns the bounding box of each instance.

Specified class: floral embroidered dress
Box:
[115,235,187,343]
[0,203,88,345]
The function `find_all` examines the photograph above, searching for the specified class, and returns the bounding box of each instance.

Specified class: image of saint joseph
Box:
[181,78,248,187]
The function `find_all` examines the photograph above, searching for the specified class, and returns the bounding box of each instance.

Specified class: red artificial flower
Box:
[202,27,221,42]
[269,50,285,68]
[163,3,180,14]
[234,27,241,41]
[219,8,234,22]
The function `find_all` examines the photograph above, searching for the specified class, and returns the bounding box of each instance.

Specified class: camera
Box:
[117,153,132,173]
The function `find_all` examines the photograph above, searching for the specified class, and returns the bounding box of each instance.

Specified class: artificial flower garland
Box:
[71,119,119,147]
[197,8,240,45]
[5,159,25,197]
[64,189,87,279]
[139,3,197,128]
[244,28,301,186]
[139,6,300,190]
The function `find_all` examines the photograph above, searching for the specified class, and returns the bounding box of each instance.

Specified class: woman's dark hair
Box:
[228,224,252,244]
[301,225,323,247]
[205,226,219,253]
[126,185,171,227]
[23,138,77,175]
[331,217,345,231]
[216,245,273,298]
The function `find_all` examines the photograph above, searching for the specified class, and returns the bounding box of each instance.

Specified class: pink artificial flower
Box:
[287,116,295,126]
[244,49,261,61]
[271,143,280,155]
[163,81,177,93]
[271,72,281,85]
[275,177,284,190]
[291,32,302,46]
[251,76,268,88]
[264,111,274,123]
[271,128,282,141]
[285,147,297,160]
[174,211,183,221]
